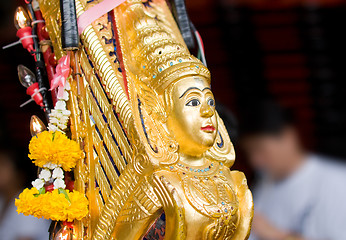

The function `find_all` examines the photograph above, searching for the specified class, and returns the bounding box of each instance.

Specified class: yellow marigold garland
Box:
[17,62,89,224]
[28,131,84,171]
[15,188,88,222]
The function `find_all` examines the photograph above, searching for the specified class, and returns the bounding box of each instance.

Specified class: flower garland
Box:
[15,55,89,222]
[16,188,88,222]
[29,131,83,172]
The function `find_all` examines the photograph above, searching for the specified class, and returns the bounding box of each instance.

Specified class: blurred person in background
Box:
[0,145,50,240]
[240,100,346,240]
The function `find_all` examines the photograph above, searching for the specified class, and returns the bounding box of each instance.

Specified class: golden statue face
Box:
[167,76,217,156]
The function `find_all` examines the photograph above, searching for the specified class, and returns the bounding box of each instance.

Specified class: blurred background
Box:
[185,0,346,180]
[1,0,346,239]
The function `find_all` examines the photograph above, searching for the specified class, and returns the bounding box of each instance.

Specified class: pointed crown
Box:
[116,0,210,94]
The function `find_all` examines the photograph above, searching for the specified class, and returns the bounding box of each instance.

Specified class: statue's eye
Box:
[208,98,215,107]
[186,99,200,107]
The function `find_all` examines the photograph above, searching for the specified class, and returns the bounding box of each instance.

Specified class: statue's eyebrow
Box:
[179,87,211,99]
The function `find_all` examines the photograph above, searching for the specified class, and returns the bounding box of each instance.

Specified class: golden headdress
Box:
[114,0,210,94]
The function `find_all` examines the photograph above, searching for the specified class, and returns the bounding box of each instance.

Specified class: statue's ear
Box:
[152,112,167,123]
[206,111,235,167]
[129,76,178,166]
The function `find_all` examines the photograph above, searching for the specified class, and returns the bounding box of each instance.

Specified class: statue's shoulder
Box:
[229,170,254,240]
[229,171,249,186]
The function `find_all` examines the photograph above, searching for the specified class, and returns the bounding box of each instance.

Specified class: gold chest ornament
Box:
[168,161,240,239]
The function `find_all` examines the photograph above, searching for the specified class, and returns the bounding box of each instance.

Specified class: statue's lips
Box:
[201,125,216,132]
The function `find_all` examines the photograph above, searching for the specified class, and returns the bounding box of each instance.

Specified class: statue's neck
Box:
[178,152,209,167]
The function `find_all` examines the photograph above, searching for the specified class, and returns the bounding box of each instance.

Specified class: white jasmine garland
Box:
[53,178,66,189]
[32,178,45,190]
[62,109,71,115]
[49,109,70,122]
[43,163,59,170]
[47,84,71,132]
[48,117,60,124]
[48,108,71,132]
[58,90,69,101]
[52,167,64,179]
[39,169,51,182]
[55,100,66,110]
[57,122,68,130]
[47,123,60,132]
[63,80,71,91]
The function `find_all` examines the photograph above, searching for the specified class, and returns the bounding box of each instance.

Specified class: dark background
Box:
[1,0,346,183]
[0,1,44,148]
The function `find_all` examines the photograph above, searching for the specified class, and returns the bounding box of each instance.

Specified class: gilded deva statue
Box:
[39,0,253,239]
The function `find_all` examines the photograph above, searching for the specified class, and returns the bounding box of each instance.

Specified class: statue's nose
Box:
[200,103,214,118]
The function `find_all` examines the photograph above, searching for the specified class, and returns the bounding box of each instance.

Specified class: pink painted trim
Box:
[77,0,126,34]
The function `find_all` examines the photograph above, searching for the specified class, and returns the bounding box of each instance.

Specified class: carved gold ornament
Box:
[38,0,253,239]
